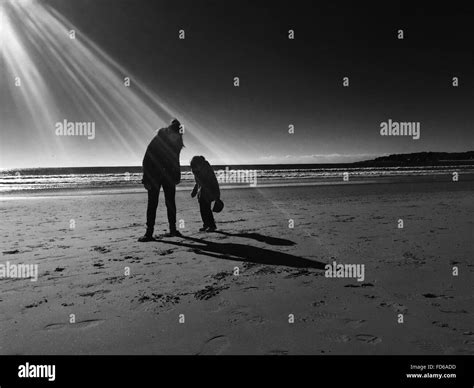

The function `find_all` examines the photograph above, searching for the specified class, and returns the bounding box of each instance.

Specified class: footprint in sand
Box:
[463,339,474,347]
[363,294,378,300]
[24,299,48,309]
[105,276,124,285]
[322,333,352,343]
[124,256,142,263]
[422,293,453,299]
[267,349,290,355]
[3,249,20,255]
[379,301,408,314]
[211,271,232,281]
[158,249,175,256]
[229,307,264,325]
[341,318,367,328]
[91,246,111,254]
[197,335,231,355]
[194,285,229,301]
[255,266,278,276]
[79,289,111,298]
[284,269,312,278]
[355,334,382,344]
[313,311,341,320]
[411,339,445,353]
[432,321,451,329]
[242,262,261,270]
[44,319,105,331]
[310,312,366,328]
[344,283,374,288]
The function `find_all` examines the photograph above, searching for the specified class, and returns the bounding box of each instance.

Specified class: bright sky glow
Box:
[0,0,241,168]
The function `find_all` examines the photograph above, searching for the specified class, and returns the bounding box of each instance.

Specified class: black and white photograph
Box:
[0,0,473,385]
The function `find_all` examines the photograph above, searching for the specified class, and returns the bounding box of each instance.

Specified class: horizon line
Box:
[1,150,473,171]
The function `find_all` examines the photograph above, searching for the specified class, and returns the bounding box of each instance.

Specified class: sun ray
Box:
[1,0,239,167]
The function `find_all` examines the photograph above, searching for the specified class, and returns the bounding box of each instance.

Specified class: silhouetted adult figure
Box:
[138,119,184,241]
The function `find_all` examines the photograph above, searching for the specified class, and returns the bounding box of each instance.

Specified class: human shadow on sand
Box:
[158,236,325,270]
[214,231,295,246]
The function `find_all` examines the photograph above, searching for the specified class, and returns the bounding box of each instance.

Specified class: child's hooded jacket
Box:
[193,160,220,202]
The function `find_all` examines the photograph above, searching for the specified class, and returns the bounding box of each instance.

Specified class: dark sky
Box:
[2,0,473,167]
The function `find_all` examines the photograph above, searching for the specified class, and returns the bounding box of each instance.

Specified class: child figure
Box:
[190,156,220,231]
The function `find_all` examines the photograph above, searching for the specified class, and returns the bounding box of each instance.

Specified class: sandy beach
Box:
[1,179,473,355]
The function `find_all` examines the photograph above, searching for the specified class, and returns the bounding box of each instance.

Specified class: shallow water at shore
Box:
[2,165,474,195]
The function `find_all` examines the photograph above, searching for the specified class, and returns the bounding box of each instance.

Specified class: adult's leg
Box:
[146,186,161,236]
[162,180,177,232]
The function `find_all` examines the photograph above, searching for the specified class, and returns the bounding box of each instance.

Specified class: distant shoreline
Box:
[0,151,472,171]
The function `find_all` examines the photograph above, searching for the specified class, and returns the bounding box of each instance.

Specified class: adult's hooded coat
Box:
[142,128,181,189]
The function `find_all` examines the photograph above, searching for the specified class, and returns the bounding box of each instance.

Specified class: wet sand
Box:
[0,180,473,354]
